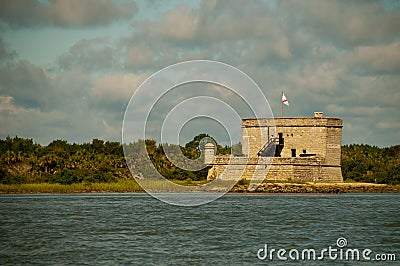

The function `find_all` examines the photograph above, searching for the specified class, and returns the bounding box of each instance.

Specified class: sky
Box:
[0,0,399,147]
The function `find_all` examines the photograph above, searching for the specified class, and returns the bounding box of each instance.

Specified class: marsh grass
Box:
[0,179,213,194]
[0,180,143,194]
[171,179,209,186]
[1,179,398,194]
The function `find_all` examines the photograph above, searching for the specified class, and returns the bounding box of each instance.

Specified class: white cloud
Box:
[0,96,14,112]
[326,104,384,116]
[89,73,148,111]
[142,4,199,42]
[58,38,117,71]
[124,44,156,69]
[377,121,400,129]
[344,42,400,75]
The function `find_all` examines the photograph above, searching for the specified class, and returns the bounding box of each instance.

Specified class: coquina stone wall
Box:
[207,156,343,182]
[208,115,343,183]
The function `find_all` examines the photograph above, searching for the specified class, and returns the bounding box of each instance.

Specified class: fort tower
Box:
[207,112,343,183]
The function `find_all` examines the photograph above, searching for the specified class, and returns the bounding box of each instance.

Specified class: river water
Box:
[0,193,399,265]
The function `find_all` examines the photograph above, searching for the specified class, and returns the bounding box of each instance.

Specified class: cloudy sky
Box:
[0,0,399,147]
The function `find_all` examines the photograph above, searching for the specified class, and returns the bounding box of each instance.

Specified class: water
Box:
[0,193,399,265]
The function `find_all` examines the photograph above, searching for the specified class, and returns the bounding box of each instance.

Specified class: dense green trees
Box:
[341,144,399,184]
[0,136,399,185]
[0,136,128,185]
[0,135,219,184]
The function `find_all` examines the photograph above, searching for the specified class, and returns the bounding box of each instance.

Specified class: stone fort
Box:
[206,112,343,183]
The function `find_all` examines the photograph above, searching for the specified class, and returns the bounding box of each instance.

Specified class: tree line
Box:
[341,144,399,184]
[0,136,398,185]
[0,134,232,185]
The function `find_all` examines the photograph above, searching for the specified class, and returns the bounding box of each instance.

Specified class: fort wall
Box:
[208,114,343,183]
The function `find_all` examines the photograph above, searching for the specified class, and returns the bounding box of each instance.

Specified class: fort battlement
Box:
[207,112,343,183]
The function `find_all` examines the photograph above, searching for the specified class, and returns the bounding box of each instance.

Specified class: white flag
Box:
[282,92,289,106]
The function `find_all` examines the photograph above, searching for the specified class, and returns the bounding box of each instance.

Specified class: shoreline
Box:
[231,182,400,193]
[0,181,399,194]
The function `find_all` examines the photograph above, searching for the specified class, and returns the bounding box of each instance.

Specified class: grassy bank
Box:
[1,180,399,194]
[0,179,212,194]
[0,180,144,194]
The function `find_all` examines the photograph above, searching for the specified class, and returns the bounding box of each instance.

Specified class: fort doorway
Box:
[278,133,283,145]
[291,149,296,157]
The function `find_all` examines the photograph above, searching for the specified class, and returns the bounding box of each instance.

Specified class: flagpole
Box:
[281,91,284,118]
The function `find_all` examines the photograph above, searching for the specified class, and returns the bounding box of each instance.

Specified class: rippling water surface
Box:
[0,193,399,265]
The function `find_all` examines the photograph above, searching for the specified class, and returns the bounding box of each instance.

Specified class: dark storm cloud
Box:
[68,0,400,145]
[0,60,91,112]
[0,0,137,28]
[279,0,400,47]
[134,1,291,67]
[0,37,16,61]
[0,60,55,110]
